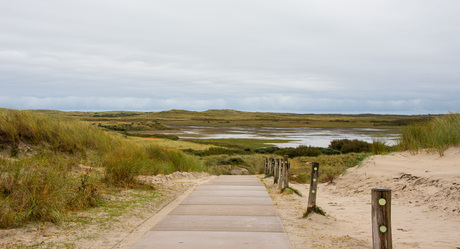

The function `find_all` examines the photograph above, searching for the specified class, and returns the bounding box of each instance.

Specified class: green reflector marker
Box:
[379,225,387,233]
[314,167,318,171]
[313,178,317,182]
[379,198,386,206]
[312,190,315,194]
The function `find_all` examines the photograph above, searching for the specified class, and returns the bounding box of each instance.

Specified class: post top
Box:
[371,188,391,192]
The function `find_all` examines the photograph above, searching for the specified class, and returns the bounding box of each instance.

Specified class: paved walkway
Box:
[132,175,292,249]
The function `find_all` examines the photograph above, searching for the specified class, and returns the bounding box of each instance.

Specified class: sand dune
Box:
[265,146,460,248]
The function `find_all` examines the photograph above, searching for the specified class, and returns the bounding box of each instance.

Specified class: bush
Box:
[203,147,243,156]
[318,147,341,155]
[254,147,281,154]
[276,145,321,158]
[329,139,371,153]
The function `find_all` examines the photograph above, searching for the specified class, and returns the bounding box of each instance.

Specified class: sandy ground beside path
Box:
[0,172,213,249]
[263,146,460,249]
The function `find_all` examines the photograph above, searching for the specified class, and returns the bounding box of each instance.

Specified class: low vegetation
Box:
[0,109,203,228]
[400,113,459,156]
[1,108,457,230]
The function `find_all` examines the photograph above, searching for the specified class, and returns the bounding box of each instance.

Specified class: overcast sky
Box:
[1,0,459,114]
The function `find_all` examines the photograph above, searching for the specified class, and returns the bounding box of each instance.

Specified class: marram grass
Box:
[0,109,204,228]
[400,113,459,156]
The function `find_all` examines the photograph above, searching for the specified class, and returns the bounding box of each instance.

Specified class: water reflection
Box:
[151,126,400,148]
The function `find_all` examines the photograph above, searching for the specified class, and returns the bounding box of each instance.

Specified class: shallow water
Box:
[154,126,400,148]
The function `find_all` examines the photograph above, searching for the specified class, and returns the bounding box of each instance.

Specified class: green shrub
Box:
[318,147,341,155]
[276,145,321,158]
[254,147,281,154]
[329,139,371,153]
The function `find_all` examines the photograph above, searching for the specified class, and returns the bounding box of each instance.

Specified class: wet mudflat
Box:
[140,126,400,147]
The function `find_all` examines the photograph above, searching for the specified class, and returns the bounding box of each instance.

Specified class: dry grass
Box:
[400,113,459,156]
[0,109,204,228]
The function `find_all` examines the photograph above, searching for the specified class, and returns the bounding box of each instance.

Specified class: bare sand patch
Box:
[262,146,460,248]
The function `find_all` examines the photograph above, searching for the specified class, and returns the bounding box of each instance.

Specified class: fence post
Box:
[270,158,275,176]
[283,155,289,188]
[372,188,392,249]
[274,158,279,184]
[278,159,284,188]
[269,158,273,176]
[264,158,268,176]
[307,162,319,213]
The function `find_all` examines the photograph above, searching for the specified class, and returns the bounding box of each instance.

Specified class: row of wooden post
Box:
[264,158,392,249]
[264,156,289,189]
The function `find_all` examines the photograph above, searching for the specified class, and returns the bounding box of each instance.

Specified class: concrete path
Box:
[132,175,292,249]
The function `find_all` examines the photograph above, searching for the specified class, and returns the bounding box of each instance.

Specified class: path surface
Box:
[132,175,292,249]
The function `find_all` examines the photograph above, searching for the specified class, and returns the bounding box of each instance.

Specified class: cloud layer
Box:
[1,0,459,113]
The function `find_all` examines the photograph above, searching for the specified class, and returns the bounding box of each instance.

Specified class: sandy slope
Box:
[264,146,460,248]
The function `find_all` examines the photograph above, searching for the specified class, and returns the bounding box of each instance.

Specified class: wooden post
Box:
[270,158,275,176]
[268,158,273,176]
[264,158,268,176]
[274,158,279,184]
[306,162,319,213]
[278,159,284,188]
[372,188,392,249]
[283,155,289,188]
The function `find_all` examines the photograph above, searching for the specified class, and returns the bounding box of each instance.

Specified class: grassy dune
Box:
[0,109,204,228]
[400,113,459,156]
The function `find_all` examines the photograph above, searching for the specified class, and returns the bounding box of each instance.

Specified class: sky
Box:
[1,0,459,114]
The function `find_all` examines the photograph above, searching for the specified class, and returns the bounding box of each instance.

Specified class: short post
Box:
[270,158,275,176]
[278,159,284,188]
[306,162,319,214]
[283,155,289,188]
[268,158,273,176]
[372,188,392,249]
[264,158,268,176]
[274,158,279,184]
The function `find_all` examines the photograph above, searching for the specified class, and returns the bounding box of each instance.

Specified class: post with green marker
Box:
[306,162,320,214]
[372,188,392,249]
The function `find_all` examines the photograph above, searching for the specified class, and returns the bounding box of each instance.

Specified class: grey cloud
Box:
[1,0,459,114]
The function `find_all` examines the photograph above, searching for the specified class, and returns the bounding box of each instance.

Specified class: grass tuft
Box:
[400,113,459,156]
[303,206,326,217]
[280,186,303,197]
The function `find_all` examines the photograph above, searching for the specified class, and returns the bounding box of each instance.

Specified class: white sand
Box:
[264,146,460,248]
